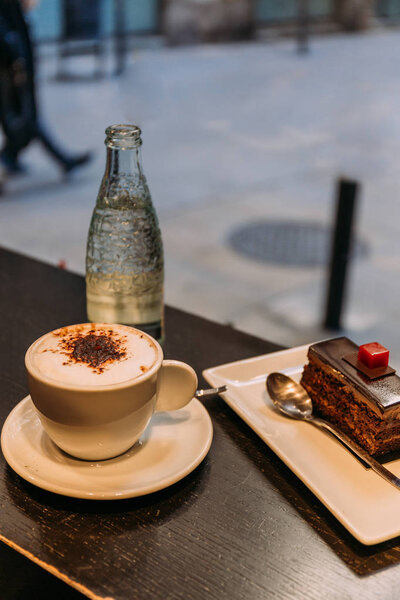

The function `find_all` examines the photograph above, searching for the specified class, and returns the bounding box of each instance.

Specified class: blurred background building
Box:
[28,0,394,46]
[2,0,400,363]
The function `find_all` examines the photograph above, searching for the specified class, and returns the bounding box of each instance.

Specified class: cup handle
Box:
[155,360,198,412]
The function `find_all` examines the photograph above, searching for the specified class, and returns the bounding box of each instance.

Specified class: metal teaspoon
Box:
[266,371,400,490]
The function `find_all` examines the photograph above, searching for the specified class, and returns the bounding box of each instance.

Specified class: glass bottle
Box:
[86,124,164,342]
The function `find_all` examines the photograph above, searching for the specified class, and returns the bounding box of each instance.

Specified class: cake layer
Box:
[305,337,400,418]
[300,337,400,457]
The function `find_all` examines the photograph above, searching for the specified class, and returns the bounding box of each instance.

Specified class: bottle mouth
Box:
[105,124,142,148]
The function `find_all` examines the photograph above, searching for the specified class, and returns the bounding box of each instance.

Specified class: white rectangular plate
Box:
[203,345,400,545]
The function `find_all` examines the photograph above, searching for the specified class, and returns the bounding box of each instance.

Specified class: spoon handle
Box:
[195,386,227,399]
[310,416,400,490]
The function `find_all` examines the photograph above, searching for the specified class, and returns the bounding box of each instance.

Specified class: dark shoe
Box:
[0,150,27,175]
[62,152,92,175]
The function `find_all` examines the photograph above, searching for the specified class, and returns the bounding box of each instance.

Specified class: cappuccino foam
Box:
[31,324,158,386]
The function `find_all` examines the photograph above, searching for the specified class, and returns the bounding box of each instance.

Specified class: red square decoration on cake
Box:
[358,342,389,369]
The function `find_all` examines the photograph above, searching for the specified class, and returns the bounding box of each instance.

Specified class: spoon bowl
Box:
[266,372,312,420]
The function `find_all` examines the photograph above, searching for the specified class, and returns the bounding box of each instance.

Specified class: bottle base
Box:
[86,296,164,344]
[132,321,164,345]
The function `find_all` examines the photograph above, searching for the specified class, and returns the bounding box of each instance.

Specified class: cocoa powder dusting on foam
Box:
[56,328,127,374]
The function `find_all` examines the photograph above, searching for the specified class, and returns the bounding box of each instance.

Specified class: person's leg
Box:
[0,68,31,174]
[18,6,92,175]
[35,120,92,174]
[0,143,24,172]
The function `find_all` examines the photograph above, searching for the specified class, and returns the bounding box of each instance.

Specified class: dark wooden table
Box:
[0,246,400,600]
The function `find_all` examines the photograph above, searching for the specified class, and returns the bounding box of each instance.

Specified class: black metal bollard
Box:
[297,0,310,54]
[57,0,103,80]
[324,178,359,330]
[114,0,127,76]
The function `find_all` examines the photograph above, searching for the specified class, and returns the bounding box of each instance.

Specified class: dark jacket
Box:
[0,0,37,151]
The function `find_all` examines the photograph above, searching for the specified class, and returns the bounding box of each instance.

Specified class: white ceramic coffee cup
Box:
[25,323,198,460]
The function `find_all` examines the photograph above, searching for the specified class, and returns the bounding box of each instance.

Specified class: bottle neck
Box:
[104,146,143,179]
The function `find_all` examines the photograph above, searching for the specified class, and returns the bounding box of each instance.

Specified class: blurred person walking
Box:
[0,0,91,187]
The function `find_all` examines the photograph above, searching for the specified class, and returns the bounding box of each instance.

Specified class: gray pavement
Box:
[2,29,400,362]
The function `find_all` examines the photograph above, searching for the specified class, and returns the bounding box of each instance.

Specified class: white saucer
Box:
[1,396,213,500]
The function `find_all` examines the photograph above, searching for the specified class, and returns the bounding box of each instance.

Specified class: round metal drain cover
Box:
[228,220,368,267]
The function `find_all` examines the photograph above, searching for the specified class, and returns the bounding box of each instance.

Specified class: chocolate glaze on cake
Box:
[300,337,400,457]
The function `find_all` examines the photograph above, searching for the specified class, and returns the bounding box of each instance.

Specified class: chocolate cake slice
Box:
[300,337,400,457]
